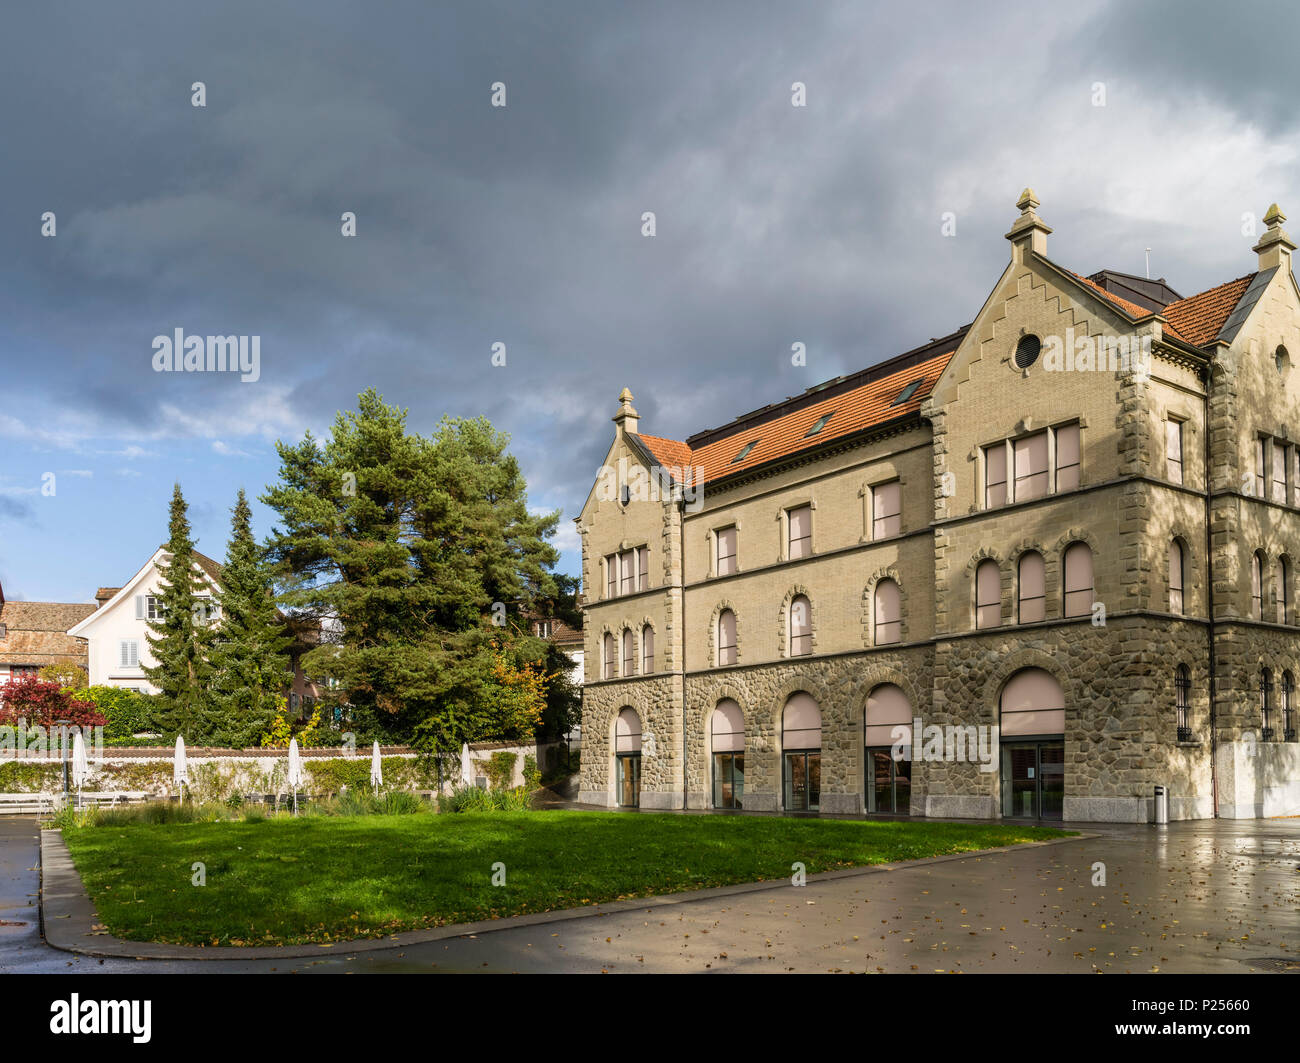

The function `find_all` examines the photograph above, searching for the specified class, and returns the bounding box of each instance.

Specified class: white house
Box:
[66,547,223,693]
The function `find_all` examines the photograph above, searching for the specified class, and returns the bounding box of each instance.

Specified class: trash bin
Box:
[1153,784,1168,825]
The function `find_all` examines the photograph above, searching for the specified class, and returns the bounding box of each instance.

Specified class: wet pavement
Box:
[2,815,1296,973]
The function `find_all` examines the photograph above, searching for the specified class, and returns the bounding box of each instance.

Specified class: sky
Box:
[2,0,1298,602]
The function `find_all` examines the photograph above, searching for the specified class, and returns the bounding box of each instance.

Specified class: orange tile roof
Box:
[1161,274,1255,347]
[636,348,955,487]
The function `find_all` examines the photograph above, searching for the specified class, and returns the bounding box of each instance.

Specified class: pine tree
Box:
[208,489,294,747]
[142,484,215,738]
[261,389,567,751]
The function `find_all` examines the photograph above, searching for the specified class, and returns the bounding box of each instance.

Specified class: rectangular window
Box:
[872,481,901,539]
[622,631,636,676]
[146,595,164,620]
[1273,441,1289,503]
[642,628,655,674]
[638,546,649,591]
[716,526,737,576]
[620,551,635,595]
[606,556,617,599]
[1013,431,1049,500]
[719,611,738,666]
[1165,420,1183,485]
[1019,553,1046,624]
[787,505,812,560]
[1256,438,1267,498]
[1055,423,1080,491]
[118,640,139,669]
[984,444,1007,508]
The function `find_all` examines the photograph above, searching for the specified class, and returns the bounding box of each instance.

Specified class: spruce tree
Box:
[208,489,294,747]
[142,484,215,738]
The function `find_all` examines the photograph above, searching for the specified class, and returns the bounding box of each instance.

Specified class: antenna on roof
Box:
[1144,248,1152,280]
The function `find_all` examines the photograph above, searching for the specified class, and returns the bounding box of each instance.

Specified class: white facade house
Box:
[66,548,222,693]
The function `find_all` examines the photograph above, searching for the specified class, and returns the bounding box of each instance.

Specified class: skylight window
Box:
[892,378,925,406]
[732,440,759,463]
[804,412,834,437]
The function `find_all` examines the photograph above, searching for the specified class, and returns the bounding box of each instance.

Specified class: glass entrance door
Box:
[712,752,744,809]
[784,751,820,811]
[617,753,641,807]
[867,747,911,813]
[1000,741,1063,819]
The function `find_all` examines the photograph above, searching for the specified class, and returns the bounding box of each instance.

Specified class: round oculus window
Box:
[1014,334,1042,369]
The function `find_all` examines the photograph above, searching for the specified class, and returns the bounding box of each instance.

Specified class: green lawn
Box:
[61,811,1068,946]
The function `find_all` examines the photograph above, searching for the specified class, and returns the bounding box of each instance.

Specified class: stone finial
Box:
[1006,186,1051,261]
[612,386,639,435]
[1253,201,1295,271]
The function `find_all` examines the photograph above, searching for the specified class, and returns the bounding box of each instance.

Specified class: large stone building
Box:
[576,191,1300,823]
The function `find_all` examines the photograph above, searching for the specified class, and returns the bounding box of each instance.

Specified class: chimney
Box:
[612,387,639,436]
[1005,187,1051,263]
[1253,203,1295,272]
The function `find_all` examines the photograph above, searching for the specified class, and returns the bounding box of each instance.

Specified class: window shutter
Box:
[135,595,144,619]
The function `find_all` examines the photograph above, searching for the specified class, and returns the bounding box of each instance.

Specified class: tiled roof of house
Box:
[1161,274,1256,347]
[0,601,96,667]
[636,339,961,488]
[1070,271,1159,321]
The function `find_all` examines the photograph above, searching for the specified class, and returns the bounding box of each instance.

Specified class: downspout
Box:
[678,493,688,811]
[1203,366,1219,817]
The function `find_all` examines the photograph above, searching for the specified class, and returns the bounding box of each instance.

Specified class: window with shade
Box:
[1062,542,1094,618]
[603,633,616,679]
[606,546,648,598]
[874,580,901,645]
[1013,431,1049,500]
[622,629,636,676]
[1277,558,1289,624]
[781,693,821,812]
[789,596,812,656]
[1284,672,1296,741]
[787,505,812,560]
[1274,440,1290,503]
[872,481,901,539]
[716,526,737,576]
[1255,438,1267,498]
[641,624,655,674]
[1018,552,1046,623]
[975,560,1001,629]
[711,699,745,809]
[1252,552,1264,619]
[1055,423,1080,491]
[717,609,737,666]
[1169,540,1184,615]
[984,443,1008,507]
[1166,419,1183,484]
[620,551,636,595]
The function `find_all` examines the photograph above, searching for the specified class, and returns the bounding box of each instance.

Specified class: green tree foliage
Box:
[141,484,215,738]
[208,489,294,747]
[261,389,567,752]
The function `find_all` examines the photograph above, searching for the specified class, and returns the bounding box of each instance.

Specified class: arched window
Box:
[614,708,642,807]
[1276,558,1289,624]
[641,624,655,674]
[999,668,1066,820]
[1063,542,1094,618]
[717,609,737,666]
[603,633,616,679]
[1252,552,1264,619]
[1018,551,1045,623]
[789,595,812,656]
[975,560,1001,629]
[1175,665,1191,741]
[1169,540,1185,615]
[622,629,636,676]
[874,580,900,645]
[782,693,821,811]
[711,699,745,809]
[1260,667,1275,741]
[865,684,913,814]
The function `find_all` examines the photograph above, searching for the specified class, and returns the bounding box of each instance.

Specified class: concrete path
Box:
[3,814,1297,973]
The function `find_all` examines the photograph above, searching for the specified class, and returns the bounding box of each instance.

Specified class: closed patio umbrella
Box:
[71,731,89,808]
[287,738,303,814]
[173,736,188,803]
[370,740,382,795]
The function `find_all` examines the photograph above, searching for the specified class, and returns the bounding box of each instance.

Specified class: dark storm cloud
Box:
[1,0,1294,527]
